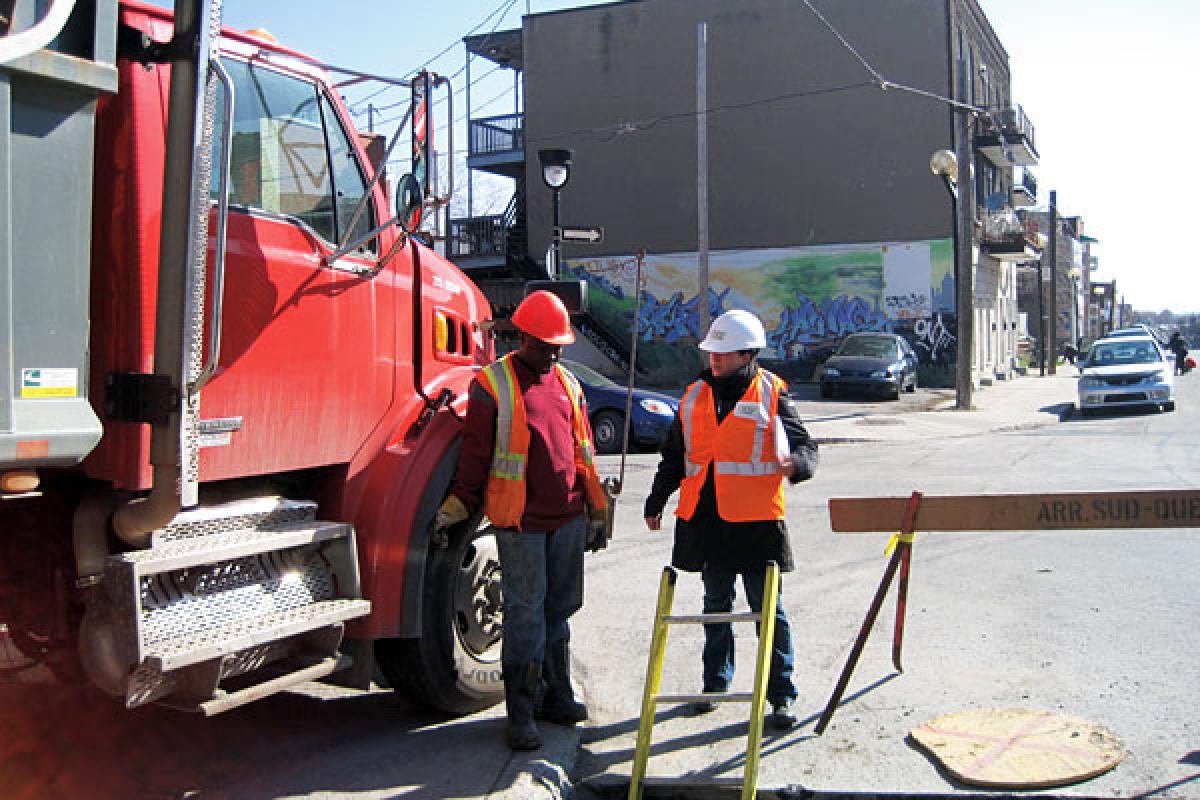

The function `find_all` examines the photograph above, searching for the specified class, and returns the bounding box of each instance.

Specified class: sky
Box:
[219,0,1200,313]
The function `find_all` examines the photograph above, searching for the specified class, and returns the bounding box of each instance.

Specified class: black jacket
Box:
[644,363,817,573]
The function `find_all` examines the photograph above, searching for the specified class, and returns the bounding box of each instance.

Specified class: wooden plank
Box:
[829,490,1200,533]
[910,708,1125,789]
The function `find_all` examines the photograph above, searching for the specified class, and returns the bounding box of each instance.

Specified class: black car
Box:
[562,360,679,454]
[819,332,918,400]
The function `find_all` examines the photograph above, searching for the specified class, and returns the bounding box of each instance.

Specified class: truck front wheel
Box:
[375,521,505,714]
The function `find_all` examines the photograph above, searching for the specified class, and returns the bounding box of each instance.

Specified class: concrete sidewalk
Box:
[797,369,1079,444]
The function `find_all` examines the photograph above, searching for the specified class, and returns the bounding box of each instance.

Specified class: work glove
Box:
[433,495,468,549]
[586,504,610,553]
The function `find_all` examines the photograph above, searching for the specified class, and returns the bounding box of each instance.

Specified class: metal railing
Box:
[998,105,1036,154]
[469,113,524,157]
[447,215,506,258]
[1015,167,1037,197]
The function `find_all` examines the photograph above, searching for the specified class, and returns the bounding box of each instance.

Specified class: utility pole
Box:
[1047,190,1058,375]
[953,63,974,410]
[696,21,711,340]
[1036,255,1046,376]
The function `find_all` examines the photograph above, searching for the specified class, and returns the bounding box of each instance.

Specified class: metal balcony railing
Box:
[998,105,1036,157]
[1016,168,1037,197]
[447,215,506,258]
[469,113,524,158]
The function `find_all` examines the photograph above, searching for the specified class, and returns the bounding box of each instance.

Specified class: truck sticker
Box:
[21,368,77,398]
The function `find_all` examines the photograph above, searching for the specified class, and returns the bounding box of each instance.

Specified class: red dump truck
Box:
[0,0,509,714]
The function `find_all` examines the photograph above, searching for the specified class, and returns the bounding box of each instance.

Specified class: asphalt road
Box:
[572,372,1200,798]
[3,371,1197,799]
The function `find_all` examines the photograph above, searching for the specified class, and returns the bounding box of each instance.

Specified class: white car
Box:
[1077,336,1175,416]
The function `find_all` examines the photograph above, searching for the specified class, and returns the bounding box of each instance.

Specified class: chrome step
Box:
[197,654,354,716]
[152,497,318,546]
[144,599,370,672]
[85,497,369,712]
[114,520,352,575]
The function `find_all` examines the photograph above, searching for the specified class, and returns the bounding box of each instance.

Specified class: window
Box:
[320,95,375,250]
[212,58,375,251]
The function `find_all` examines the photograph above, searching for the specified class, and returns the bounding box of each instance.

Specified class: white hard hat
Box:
[699,309,767,353]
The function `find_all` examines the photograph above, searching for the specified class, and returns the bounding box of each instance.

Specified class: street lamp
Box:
[929,149,958,196]
[538,147,573,279]
[930,139,974,411]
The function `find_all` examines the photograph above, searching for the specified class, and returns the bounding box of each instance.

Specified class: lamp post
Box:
[930,145,973,410]
[538,147,572,279]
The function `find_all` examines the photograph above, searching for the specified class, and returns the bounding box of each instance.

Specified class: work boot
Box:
[504,663,542,751]
[768,698,798,731]
[537,639,588,724]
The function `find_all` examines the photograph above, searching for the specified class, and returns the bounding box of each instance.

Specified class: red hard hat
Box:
[512,290,575,345]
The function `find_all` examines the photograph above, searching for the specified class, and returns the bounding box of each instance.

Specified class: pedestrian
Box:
[435,290,609,750]
[1168,331,1189,376]
[643,309,818,731]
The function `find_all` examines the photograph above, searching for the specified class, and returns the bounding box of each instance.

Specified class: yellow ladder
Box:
[628,562,781,800]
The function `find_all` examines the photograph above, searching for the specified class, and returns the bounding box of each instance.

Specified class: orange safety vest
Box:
[475,354,607,529]
[676,367,787,523]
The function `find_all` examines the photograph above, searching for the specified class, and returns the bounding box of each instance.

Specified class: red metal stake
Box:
[816,490,922,736]
[891,491,922,672]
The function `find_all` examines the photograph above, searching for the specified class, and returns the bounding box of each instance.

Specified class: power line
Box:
[344,0,520,114]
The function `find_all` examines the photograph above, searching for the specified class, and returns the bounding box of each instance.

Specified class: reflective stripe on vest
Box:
[680,382,706,478]
[479,357,526,481]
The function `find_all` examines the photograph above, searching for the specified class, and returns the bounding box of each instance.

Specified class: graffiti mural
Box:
[767,294,890,359]
[912,313,957,362]
[637,287,730,343]
[567,238,956,385]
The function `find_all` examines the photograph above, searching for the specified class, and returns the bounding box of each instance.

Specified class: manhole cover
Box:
[911,708,1125,789]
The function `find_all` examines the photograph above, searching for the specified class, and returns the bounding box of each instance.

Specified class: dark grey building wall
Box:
[522,0,959,261]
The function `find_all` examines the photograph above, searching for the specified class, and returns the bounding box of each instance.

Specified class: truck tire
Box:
[376,520,505,714]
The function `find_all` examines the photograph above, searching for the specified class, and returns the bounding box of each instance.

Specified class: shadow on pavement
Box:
[0,679,536,800]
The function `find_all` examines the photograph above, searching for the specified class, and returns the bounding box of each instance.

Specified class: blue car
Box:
[562,360,679,454]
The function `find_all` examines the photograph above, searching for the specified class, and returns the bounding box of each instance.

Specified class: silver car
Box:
[1077,336,1175,416]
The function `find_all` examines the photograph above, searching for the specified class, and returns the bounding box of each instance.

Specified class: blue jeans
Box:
[496,514,586,671]
[701,565,797,705]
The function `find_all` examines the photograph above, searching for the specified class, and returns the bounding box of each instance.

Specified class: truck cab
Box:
[2,1,502,715]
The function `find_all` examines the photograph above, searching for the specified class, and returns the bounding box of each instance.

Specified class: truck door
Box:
[197,56,397,480]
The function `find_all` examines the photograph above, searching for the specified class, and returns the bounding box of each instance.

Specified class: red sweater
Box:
[450,356,586,532]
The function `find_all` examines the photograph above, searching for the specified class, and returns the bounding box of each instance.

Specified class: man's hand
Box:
[433,495,469,548]
[779,456,796,479]
[645,514,662,531]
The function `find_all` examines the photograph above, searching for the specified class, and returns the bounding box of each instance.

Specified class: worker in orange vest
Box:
[644,309,817,730]
[436,290,607,750]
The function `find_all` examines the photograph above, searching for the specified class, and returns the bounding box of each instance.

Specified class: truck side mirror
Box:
[394,172,424,232]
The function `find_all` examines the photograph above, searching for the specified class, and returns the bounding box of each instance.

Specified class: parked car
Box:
[561,360,679,454]
[1077,336,1175,416]
[1092,331,1172,368]
[819,332,918,400]
[1108,324,1163,344]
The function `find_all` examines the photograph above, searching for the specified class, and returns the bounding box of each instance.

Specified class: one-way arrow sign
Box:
[557,225,604,244]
